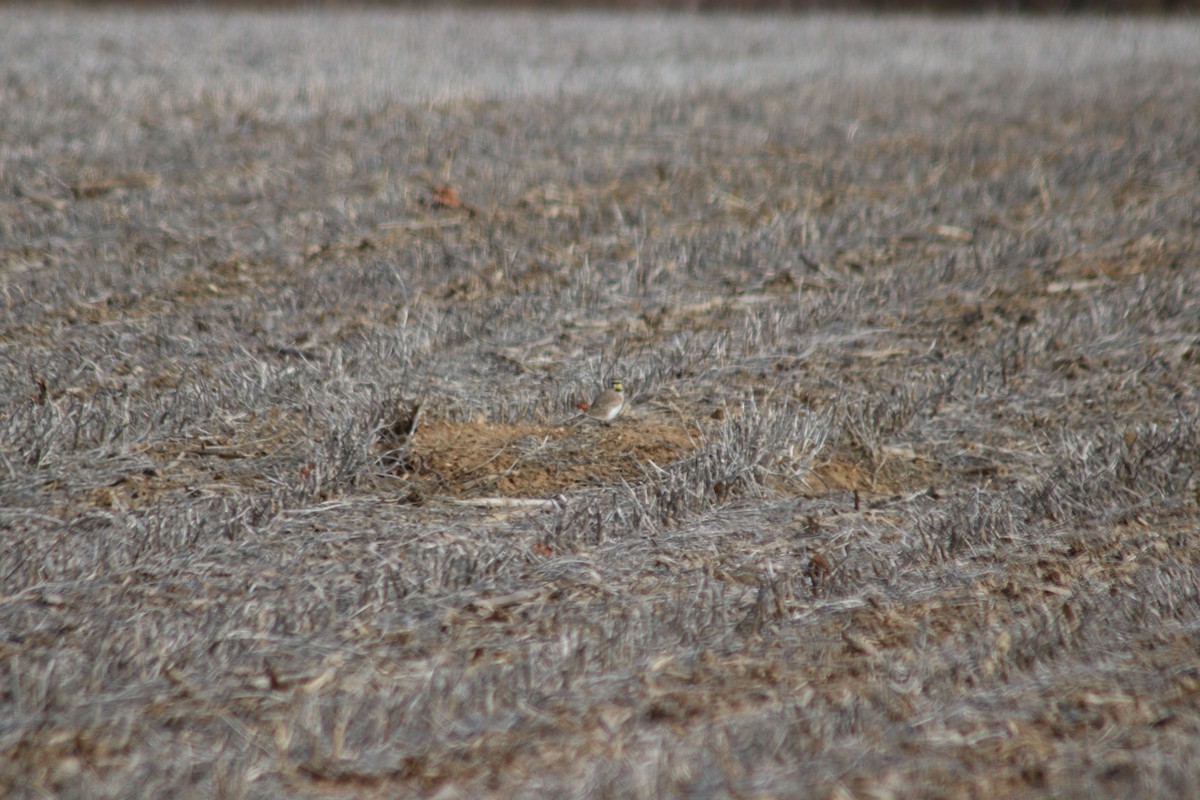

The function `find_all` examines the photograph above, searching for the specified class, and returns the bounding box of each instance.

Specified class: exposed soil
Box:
[396,417,698,498]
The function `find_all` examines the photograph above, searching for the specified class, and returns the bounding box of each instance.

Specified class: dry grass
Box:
[2,8,1200,799]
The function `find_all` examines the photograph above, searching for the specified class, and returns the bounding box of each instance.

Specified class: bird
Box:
[582,379,625,425]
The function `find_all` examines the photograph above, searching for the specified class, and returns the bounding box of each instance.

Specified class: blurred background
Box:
[13,0,1200,13]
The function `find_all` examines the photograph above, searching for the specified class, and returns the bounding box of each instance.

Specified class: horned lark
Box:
[584,379,625,425]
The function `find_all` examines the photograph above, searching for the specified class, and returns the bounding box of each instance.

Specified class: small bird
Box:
[583,379,625,425]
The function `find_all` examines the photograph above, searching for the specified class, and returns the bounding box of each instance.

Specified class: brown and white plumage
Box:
[584,379,625,424]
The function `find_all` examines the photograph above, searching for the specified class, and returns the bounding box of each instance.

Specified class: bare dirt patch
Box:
[811,447,949,495]
[395,417,697,499]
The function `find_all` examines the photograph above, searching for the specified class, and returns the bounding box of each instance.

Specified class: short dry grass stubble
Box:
[2,9,1200,799]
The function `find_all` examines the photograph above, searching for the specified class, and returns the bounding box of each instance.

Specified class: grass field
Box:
[3,8,1200,798]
